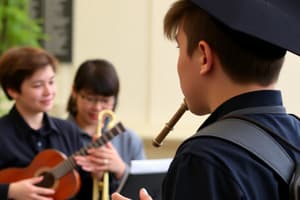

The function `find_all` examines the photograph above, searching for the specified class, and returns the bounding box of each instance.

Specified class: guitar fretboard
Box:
[52,122,125,178]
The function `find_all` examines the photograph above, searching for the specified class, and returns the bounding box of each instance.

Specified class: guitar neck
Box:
[52,122,125,178]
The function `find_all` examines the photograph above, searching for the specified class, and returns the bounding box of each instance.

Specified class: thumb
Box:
[29,176,44,184]
[106,141,113,148]
[111,192,131,200]
[139,188,153,200]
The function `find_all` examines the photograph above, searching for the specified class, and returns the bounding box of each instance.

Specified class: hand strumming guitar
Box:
[8,176,55,200]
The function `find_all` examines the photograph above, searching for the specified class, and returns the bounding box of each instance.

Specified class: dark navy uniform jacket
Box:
[0,106,93,200]
[162,90,300,200]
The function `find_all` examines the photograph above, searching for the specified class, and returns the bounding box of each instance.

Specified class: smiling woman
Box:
[66,59,146,197]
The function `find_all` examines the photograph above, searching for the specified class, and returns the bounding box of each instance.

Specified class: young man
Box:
[0,46,112,199]
[112,0,300,199]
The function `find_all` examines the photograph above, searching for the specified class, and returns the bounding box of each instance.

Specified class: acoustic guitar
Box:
[0,122,125,200]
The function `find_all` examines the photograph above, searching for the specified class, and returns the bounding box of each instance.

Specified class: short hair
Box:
[164,0,286,85]
[0,46,58,100]
[66,59,120,115]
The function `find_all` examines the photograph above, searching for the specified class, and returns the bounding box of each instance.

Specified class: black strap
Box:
[194,106,294,183]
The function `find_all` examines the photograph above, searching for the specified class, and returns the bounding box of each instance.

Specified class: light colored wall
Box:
[52,0,300,146]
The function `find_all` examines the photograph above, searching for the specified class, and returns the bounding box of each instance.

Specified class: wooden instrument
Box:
[0,122,125,200]
[152,100,188,147]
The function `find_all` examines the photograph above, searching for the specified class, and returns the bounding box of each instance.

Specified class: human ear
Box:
[198,41,213,75]
[6,88,19,100]
[71,86,77,98]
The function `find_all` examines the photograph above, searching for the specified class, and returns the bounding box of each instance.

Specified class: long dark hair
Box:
[66,59,119,116]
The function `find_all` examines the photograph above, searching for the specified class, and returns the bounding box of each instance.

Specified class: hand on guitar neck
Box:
[75,141,127,180]
[0,122,125,200]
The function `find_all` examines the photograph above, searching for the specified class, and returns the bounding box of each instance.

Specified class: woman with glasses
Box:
[66,59,146,195]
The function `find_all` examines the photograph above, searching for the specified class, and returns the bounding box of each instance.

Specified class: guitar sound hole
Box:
[35,172,55,188]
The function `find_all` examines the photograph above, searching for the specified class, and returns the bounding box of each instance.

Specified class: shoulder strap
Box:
[194,106,294,183]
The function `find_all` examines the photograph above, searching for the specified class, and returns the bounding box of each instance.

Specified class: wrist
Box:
[115,162,126,180]
[8,183,15,199]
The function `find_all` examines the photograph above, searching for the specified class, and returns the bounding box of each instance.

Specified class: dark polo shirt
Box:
[163,90,300,200]
[0,106,92,200]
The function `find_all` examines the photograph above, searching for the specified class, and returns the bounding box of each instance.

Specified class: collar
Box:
[199,90,283,129]
[9,105,60,135]
[67,114,92,139]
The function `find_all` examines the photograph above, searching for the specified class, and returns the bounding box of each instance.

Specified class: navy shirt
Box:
[0,106,93,200]
[162,90,300,200]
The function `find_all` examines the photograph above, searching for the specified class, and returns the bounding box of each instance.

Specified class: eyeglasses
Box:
[79,93,115,107]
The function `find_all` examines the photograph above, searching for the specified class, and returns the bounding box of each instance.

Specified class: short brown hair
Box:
[0,46,58,99]
[164,0,286,85]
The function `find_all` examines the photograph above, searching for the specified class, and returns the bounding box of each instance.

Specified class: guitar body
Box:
[0,149,81,200]
[0,122,125,199]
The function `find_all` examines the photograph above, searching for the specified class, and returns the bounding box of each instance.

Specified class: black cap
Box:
[190,0,300,56]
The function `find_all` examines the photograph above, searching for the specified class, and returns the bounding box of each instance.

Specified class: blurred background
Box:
[1,0,300,158]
